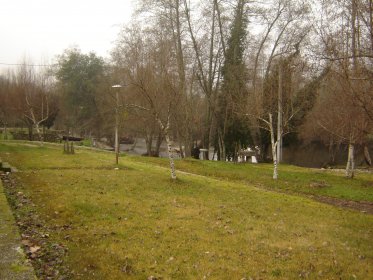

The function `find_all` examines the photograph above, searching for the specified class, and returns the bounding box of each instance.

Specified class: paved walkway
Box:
[0,178,36,280]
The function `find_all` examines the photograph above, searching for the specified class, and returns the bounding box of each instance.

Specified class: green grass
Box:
[10,263,31,273]
[77,139,93,147]
[0,132,14,140]
[127,156,373,202]
[0,141,372,279]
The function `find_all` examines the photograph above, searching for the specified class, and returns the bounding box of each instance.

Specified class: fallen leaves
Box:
[2,173,71,279]
[29,245,41,253]
[21,239,41,259]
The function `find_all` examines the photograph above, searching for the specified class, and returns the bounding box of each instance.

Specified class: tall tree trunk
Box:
[346,142,355,178]
[155,131,163,157]
[154,108,176,180]
[346,0,357,177]
[176,130,185,158]
[165,133,176,180]
[351,0,358,71]
[218,129,226,161]
[35,123,44,145]
[328,138,336,165]
[269,113,278,180]
[184,0,222,161]
[277,62,283,163]
[145,134,153,156]
[28,124,33,141]
[3,122,8,140]
[370,0,373,51]
[364,145,372,166]
[203,105,213,155]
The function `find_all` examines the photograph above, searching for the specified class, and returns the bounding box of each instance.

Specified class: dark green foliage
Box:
[40,109,59,129]
[218,0,251,158]
[283,67,330,147]
[221,0,248,98]
[224,118,252,160]
[56,48,105,133]
[291,67,330,128]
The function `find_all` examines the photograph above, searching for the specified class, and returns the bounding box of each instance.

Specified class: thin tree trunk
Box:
[269,113,278,180]
[3,123,8,140]
[346,142,355,178]
[28,124,33,141]
[155,131,163,157]
[35,123,44,146]
[165,133,176,180]
[370,0,373,51]
[351,0,358,71]
[154,108,176,180]
[328,138,336,165]
[277,62,283,163]
[176,130,185,158]
[218,129,226,161]
[145,134,153,156]
[364,145,372,166]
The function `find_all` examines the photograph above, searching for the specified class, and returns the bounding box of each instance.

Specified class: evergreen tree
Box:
[56,48,105,135]
[218,0,251,160]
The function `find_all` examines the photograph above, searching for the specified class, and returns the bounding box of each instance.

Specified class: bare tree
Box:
[0,75,12,139]
[113,23,181,179]
[310,0,373,177]
[13,63,56,144]
[183,0,228,158]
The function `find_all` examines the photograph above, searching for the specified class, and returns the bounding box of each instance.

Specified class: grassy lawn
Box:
[0,141,372,279]
[128,156,373,202]
[0,132,14,140]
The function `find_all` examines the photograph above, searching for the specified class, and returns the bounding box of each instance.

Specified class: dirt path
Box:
[310,195,373,214]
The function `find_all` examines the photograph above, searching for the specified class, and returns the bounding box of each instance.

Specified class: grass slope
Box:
[128,156,373,202]
[0,142,372,279]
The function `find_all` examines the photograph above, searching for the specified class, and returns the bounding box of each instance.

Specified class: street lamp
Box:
[112,84,122,165]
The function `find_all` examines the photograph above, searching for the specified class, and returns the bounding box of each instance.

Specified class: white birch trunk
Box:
[155,114,177,180]
[34,123,44,146]
[165,133,177,180]
[269,113,278,180]
[346,142,355,178]
[25,93,48,147]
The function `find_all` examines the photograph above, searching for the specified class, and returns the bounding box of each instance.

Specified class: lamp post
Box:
[112,84,122,165]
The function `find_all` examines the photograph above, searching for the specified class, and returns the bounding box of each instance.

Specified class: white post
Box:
[115,90,119,165]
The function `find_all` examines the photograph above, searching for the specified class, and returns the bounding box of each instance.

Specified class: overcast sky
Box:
[0,0,134,72]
